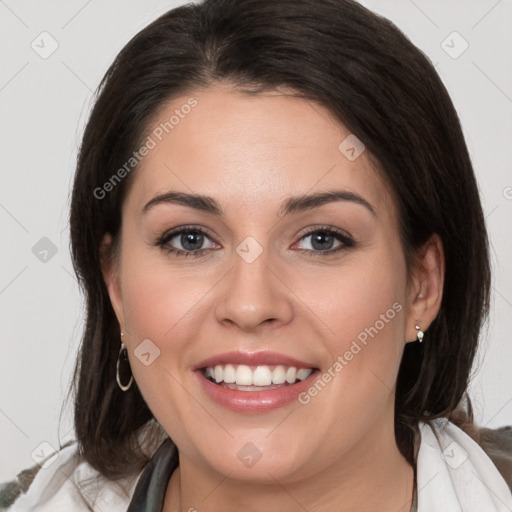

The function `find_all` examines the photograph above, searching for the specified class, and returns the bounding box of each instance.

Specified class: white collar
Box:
[12,418,512,511]
[416,418,512,511]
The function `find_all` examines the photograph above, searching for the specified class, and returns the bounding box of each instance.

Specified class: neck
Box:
[163,405,415,512]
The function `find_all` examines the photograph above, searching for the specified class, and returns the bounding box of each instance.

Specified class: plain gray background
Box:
[1,0,511,481]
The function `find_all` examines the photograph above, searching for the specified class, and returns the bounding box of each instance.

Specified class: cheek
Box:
[337,263,405,352]
[296,248,406,354]
[288,252,407,464]
[298,244,408,414]
[119,228,213,343]
[122,266,200,339]
[117,242,209,401]
[119,259,209,435]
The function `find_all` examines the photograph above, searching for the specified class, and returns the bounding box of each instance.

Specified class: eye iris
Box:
[311,232,334,251]
[181,231,204,251]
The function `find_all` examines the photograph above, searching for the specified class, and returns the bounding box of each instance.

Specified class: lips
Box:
[195,367,320,412]
[193,350,320,412]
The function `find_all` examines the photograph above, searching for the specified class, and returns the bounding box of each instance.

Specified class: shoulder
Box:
[0,441,141,511]
[476,425,512,492]
[424,418,512,493]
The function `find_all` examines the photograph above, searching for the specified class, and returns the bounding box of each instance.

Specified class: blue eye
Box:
[294,226,355,257]
[155,226,216,257]
[154,225,355,258]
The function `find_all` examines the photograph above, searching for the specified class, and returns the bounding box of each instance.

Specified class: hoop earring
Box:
[415,325,424,343]
[116,337,133,391]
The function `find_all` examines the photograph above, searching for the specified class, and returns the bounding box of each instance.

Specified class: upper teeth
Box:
[205,364,313,386]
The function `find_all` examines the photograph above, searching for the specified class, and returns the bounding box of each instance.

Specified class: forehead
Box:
[123,84,396,221]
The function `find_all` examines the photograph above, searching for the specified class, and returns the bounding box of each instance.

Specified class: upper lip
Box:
[193,350,317,370]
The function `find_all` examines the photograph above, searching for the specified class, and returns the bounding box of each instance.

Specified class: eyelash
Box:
[154,224,355,258]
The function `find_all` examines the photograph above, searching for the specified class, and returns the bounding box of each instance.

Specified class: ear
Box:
[405,233,445,343]
[100,233,126,331]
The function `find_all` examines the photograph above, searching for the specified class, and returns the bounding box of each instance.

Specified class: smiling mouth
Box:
[201,363,317,391]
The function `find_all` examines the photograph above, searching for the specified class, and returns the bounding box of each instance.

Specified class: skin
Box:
[102,84,444,512]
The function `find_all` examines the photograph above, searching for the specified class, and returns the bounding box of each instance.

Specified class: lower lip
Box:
[194,369,320,413]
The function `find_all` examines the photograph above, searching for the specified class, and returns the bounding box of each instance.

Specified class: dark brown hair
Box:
[68,0,491,479]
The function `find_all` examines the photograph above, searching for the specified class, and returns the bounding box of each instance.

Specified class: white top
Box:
[417,418,512,511]
[5,418,512,511]
[6,442,139,511]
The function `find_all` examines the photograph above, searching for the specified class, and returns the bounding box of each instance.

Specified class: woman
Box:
[3,0,512,510]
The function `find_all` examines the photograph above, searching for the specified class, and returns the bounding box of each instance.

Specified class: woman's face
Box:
[103,84,427,483]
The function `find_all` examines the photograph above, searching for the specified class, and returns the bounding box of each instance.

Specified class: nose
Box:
[215,247,294,333]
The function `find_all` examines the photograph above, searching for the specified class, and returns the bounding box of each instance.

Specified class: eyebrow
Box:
[142,189,376,217]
